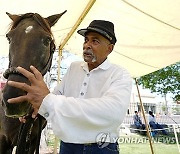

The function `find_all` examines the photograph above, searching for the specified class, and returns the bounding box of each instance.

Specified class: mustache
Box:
[83,49,97,62]
[83,49,94,55]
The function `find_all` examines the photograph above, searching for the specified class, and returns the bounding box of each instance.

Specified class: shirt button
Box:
[44,112,49,118]
[80,92,84,96]
[83,82,87,86]
[87,73,90,77]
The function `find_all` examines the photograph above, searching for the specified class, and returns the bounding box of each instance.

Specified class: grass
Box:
[119,133,180,154]
[120,142,179,154]
[45,131,180,154]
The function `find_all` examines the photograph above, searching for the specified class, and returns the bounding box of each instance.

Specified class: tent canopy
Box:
[0,0,180,77]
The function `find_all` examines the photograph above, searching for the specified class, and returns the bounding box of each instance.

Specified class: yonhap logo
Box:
[96,132,111,148]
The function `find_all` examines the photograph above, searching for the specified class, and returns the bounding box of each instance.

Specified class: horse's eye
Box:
[43,37,52,46]
[6,34,11,44]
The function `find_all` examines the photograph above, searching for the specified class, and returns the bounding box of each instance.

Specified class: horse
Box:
[0,10,66,154]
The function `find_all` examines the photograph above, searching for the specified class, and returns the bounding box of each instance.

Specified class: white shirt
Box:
[38,60,132,143]
[149,115,156,123]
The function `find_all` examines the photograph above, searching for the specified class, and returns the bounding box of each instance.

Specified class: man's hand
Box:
[19,116,26,123]
[8,65,50,117]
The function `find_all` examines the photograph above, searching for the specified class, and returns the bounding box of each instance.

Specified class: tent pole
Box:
[58,0,96,53]
[135,78,155,154]
[57,0,96,85]
[58,0,96,82]
[57,49,63,83]
[52,49,63,154]
[55,0,97,152]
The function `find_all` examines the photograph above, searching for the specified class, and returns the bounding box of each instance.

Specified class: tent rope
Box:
[114,50,159,69]
[121,0,180,31]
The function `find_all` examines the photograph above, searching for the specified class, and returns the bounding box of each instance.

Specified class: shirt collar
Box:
[81,59,111,72]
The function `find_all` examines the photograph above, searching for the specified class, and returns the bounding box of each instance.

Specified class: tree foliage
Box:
[138,62,180,101]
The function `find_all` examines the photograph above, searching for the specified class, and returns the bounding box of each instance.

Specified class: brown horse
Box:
[0,11,66,154]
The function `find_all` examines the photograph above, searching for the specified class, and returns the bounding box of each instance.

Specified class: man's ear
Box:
[108,44,114,54]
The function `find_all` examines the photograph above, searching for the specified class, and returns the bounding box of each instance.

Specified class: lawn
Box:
[119,133,180,154]
[45,131,180,154]
[120,142,179,154]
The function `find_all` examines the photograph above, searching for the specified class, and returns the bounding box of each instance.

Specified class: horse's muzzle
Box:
[2,74,32,118]
[2,98,31,118]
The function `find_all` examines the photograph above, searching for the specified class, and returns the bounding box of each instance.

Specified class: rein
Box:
[15,114,44,154]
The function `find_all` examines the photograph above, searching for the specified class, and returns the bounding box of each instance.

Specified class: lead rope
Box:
[15,115,42,154]
[35,115,44,154]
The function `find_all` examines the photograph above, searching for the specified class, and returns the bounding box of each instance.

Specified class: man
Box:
[8,20,132,154]
[149,111,168,136]
[133,111,145,130]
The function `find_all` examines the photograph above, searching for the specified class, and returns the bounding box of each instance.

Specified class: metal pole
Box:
[173,124,180,153]
[135,78,155,154]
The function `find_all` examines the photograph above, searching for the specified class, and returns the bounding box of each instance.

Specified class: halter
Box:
[3,13,55,154]
[3,67,22,79]
[3,13,56,79]
[3,45,54,79]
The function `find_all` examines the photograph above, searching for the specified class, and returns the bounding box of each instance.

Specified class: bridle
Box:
[3,13,54,154]
[3,43,55,79]
[3,36,55,79]
[3,12,55,79]
[15,114,46,154]
[2,46,53,154]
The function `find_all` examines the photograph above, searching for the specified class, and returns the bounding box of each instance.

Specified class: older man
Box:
[8,20,132,154]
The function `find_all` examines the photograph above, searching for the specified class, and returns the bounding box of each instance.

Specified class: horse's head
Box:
[2,11,66,118]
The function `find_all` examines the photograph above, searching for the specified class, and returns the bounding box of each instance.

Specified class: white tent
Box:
[0,0,180,77]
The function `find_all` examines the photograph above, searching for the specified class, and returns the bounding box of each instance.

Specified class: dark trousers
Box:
[149,121,168,135]
[135,123,145,130]
[59,141,119,154]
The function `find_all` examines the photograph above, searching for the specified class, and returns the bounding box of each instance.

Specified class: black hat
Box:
[77,20,117,44]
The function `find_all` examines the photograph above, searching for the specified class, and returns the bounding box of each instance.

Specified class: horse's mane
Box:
[9,13,53,37]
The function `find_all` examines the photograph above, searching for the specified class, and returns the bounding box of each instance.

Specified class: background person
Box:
[8,20,132,154]
[133,111,145,130]
[149,111,168,137]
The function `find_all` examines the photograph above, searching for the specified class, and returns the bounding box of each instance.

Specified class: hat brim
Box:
[77,27,113,43]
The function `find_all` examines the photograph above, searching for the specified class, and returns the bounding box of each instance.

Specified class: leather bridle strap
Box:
[3,67,22,79]
[3,45,54,79]
[15,114,43,154]
[40,44,55,76]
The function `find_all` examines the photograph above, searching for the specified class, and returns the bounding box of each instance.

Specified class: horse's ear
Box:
[6,12,20,21]
[46,10,67,27]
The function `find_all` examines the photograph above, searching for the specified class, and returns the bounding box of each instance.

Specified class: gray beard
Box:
[83,49,97,63]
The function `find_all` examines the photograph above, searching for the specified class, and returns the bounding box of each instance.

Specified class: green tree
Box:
[137,62,180,102]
